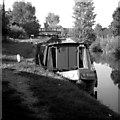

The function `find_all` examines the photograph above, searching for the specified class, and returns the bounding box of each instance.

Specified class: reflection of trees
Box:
[90,51,107,65]
[111,70,120,89]
[90,50,120,69]
[90,51,120,89]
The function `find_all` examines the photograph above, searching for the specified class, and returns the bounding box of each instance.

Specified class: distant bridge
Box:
[39,28,62,36]
[39,28,62,32]
[39,28,73,36]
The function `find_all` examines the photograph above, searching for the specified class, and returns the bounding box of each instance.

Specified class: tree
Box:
[1,2,10,42]
[94,24,109,38]
[9,25,26,39]
[22,20,40,37]
[94,24,102,38]
[45,12,60,28]
[109,5,120,36]
[11,1,40,38]
[72,0,96,45]
[111,70,120,89]
[0,4,2,36]
[102,28,109,38]
[12,1,36,24]
[44,22,49,29]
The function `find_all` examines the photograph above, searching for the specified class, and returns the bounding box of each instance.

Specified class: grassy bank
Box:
[2,38,120,120]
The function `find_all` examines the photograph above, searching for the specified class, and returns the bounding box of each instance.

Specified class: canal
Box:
[94,62,120,113]
[91,52,120,114]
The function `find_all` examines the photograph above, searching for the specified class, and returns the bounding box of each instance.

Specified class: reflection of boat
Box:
[35,39,98,95]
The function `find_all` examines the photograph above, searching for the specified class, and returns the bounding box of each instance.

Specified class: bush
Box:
[114,48,120,60]
[89,38,103,53]
[104,36,119,52]
[22,21,40,37]
[103,36,120,60]
[9,25,26,39]
[90,36,120,60]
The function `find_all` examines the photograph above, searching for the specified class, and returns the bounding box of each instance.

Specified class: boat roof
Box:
[46,42,87,48]
[37,37,88,48]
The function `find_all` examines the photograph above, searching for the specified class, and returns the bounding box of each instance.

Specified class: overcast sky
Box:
[1,0,120,28]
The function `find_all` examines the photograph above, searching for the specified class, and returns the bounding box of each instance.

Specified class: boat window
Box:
[46,47,57,71]
[51,47,56,68]
[82,48,92,69]
[78,47,84,68]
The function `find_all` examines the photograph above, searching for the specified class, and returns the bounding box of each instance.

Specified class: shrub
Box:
[89,38,103,53]
[9,25,26,39]
[114,48,120,60]
[105,36,119,52]
[90,36,120,61]
[22,21,40,38]
[103,36,120,60]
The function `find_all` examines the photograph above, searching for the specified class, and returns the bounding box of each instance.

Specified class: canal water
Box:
[90,51,120,114]
[94,62,120,113]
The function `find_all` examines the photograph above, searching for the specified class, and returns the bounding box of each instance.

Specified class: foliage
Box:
[0,4,2,18]
[109,6,120,36]
[89,39,103,53]
[111,70,120,89]
[1,4,11,40]
[45,12,60,28]
[44,22,49,28]
[22,20,40,37]
[72,0,96,45]
[114,48,120,60]
[94,24,110,38]
[12,1,36,24]
[102,28,109,38]
[105,36,120,53]
[90,36,120,60]
[9,25,26,39]
[7,1,40,38]
[61,28,70,37]
[94,24,102,37]
[0,4,2,35]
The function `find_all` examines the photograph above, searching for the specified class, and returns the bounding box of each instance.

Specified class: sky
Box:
[0,0,120,28]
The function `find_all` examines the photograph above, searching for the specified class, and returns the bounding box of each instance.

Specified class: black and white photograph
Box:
[1,0,120,119]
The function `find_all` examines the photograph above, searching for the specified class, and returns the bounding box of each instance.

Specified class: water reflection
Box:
[90,51,120,113]
[91,51,120,89]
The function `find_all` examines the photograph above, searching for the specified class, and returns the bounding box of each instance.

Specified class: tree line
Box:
[1,1,61,41]
[89,0,120,60]
[1,0,120,49]
[72,0,120,44]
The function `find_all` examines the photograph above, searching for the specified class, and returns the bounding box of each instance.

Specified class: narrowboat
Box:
[35,38,98,95]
